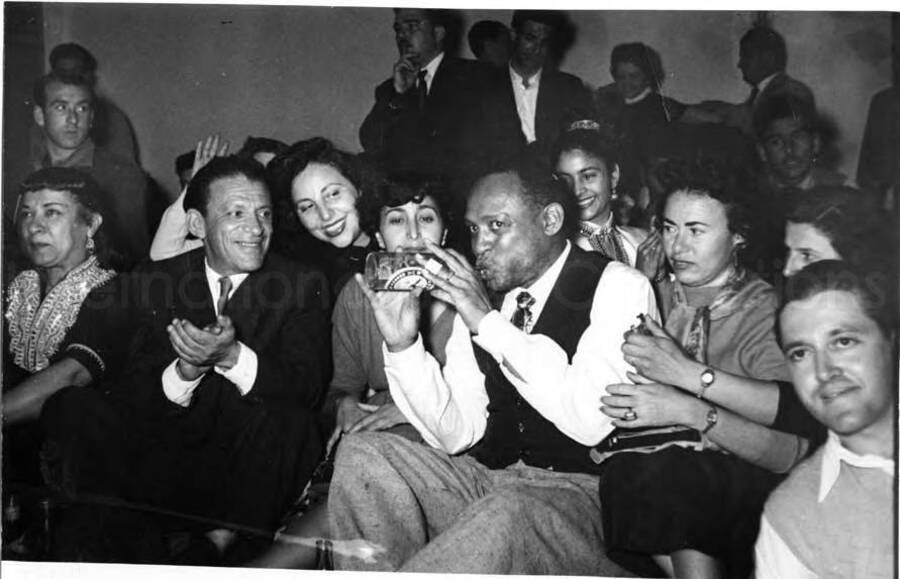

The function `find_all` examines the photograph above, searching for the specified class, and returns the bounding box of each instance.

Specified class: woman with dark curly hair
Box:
[595,156,816,579]
[783,184,894,278]
[152,136,377,296]
[552,127,649,266]
[325,173,456,441]
[250,173,457,570]
[266,137,377,294]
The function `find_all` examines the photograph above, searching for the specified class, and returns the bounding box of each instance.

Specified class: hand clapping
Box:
[167,315,240,375]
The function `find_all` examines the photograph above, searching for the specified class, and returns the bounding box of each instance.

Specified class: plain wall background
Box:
[38,5,893,199]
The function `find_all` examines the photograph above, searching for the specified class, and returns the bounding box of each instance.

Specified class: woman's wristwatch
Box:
[697,367,716,399]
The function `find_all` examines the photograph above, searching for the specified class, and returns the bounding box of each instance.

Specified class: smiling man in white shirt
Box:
[755,260,896,578]
[327,157,657,574]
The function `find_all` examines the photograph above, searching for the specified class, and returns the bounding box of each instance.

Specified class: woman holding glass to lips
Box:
[326,174,455,443]
[595,157,810,579]
[251,173,456,569]
[3,168,127,490]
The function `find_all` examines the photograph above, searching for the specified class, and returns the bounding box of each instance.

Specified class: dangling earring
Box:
[731,241,746,270]
[86,236,95,254]
[611,184,619,201]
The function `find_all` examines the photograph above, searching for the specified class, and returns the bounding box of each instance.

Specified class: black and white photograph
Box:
[2,2,898,578]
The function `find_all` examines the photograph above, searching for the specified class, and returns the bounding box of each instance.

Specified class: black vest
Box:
[469,247,609,473]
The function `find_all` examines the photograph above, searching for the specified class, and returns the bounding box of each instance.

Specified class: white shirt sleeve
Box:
[161,359,204,407]
[387,261,657,452]
[385,315,490,454]
[150,186,204,261]
[473,262,658,446]
[214,341,258,395]
[162,341,258,406]
[754,515,819,579]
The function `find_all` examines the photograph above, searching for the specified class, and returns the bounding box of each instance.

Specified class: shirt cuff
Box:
[214,341,257,395]
[162,359,204,407]
[472,310,520,362]
[382,334,427,370]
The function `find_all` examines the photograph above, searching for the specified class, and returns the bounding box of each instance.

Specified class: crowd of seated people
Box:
[2,9,897,578]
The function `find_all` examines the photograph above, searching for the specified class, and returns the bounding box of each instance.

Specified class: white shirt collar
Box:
[204,260,250,315]
[509,64,542,90]
[421,52,444,92]
[756,72,779,94]
[624,87,652,105]
[500,241,570,332]
[818,430,895,503]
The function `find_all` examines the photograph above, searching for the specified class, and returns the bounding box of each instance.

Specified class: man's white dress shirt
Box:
[510,65,543,144]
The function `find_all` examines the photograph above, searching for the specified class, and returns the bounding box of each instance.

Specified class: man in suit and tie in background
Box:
[359,8,493,181]
[737,26,815,112]
[700,25,816,136]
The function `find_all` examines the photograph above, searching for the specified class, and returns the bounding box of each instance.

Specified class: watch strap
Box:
[701,405,719,434]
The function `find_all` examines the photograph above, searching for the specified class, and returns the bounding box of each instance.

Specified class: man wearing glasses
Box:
[359,8,498,181]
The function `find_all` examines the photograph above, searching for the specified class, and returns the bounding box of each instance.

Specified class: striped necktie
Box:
[217,276,233,316]
[511,291,535,332]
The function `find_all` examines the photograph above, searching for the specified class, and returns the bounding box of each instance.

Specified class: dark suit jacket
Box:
[480,66,593,161]
[112,248,331,527]
[120,247,330,425]
[857,85,900,198]
[359,55,495,180]
[729,71,816,135]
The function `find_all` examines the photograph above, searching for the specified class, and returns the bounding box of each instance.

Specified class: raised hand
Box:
[354,273,423,353]
[191,134,231,180]
[635,230,666,281]
[417,239,492,333]
[393,53,420,94]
